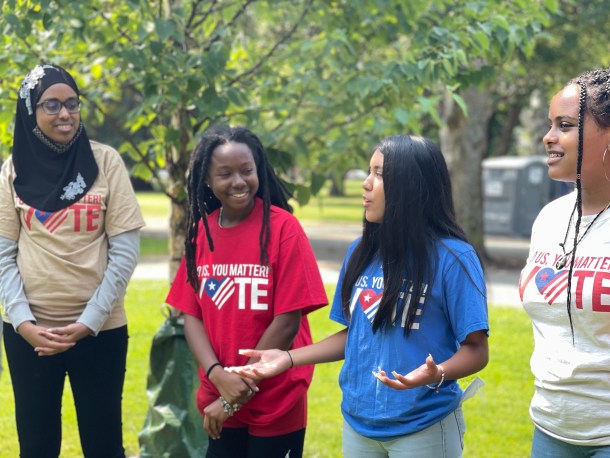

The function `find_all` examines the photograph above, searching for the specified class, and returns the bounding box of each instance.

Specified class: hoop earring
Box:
[602,146,610,181]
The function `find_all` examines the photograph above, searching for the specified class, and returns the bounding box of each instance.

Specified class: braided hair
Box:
[184,125,292,290]
[563,69,610,338]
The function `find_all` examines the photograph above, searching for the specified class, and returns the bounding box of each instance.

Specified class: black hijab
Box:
[12,64,98,212]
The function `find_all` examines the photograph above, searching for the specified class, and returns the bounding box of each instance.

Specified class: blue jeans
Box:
[342,407,465,458]
[531,427,610,458]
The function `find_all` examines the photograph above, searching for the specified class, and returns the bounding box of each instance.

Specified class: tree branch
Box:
[325,100,386,131]
[227,0,313,87]
[185,0,209,29]
[88,5,136,44]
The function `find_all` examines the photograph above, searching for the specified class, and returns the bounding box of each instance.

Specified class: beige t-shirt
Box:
[0,141,145,329]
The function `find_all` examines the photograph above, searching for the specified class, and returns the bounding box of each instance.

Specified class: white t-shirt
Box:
[520,192,610,445]
[0,141,145,330]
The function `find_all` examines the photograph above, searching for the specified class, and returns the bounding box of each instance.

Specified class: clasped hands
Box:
[17,321,91,356]
[204,365,258,440]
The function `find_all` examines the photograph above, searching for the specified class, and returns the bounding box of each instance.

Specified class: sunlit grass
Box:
[140,235,169,258]
[136,181,365,257]
[136,191,171,219]
[0,186,536,457]
[1,285,534,457]
[136,180,365,229]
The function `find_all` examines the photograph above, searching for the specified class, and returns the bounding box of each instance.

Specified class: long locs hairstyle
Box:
[341,135,471,336]
[184,126,292,290]
[563,69,610,340]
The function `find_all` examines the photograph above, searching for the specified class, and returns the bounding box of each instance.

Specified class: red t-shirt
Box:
[166,199,328,431]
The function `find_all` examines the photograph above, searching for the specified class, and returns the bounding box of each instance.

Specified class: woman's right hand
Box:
[17,321,75,356]
[208,367,258,406]
[225,348,292,379]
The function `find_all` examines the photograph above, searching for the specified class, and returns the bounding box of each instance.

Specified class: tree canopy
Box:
[0,0,559,262]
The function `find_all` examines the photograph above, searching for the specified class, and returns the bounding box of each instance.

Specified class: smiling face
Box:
[544,84,610,186]
[207,141,259,225]
[35,83,80,144]
[362,149,385,224]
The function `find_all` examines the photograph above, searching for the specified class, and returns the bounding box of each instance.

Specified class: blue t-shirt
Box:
[330,237,488,441]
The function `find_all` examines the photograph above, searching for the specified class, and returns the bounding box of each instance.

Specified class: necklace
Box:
[555,202,610,270]
[218,207,224,228]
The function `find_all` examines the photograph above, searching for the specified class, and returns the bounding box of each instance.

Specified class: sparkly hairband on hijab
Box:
[11,64,98,212]
[19,64,52,115]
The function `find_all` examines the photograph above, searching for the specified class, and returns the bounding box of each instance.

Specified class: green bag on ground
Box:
[138,310,208,457]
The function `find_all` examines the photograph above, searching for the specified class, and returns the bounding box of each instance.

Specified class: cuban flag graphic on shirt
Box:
[350,279,427,329]
[356,289,383,321]
[200,277,235,310]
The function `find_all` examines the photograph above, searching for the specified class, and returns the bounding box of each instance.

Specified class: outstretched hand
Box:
[225,349,293,379]
[373,354,442,390]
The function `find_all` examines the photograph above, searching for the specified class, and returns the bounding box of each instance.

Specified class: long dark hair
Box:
[563,69,610,338]
[341,135,473,335]
[184,125,291,289]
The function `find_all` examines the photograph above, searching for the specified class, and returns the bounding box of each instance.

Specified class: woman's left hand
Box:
[373,354,441,390]
[203,398,231,440]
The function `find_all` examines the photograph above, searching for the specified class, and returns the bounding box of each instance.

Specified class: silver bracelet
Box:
[426,365,445,393]
[219,396,241,416]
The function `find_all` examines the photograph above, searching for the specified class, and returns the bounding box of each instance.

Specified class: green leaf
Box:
[474,30,490,51]
[154,18,175,41]
[450,92,469,117]
[294,185,311,207]
[394,107,410,126]
[310,172,327,196]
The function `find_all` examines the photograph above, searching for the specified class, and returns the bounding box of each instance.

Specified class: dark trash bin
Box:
[483,156,571,238]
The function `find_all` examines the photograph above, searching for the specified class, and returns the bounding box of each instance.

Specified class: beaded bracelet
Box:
[426,365,445,393]
[219,396,241,416]
[206,362,222,379]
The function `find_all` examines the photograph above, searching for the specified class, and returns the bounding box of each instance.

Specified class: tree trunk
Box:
[329,173,345,197]
[494,100,523,158]
[440,86,494,260]
[167,109,190,284]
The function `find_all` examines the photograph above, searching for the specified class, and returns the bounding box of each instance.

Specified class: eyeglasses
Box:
[35,97,80,115]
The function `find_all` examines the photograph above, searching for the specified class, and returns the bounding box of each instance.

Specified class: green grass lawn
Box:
[136,191,172,219]
[1,281,534,457]
[1,188,536,457]
[138,183,367,258]
[137,179,365,225]
[291,179,365,224]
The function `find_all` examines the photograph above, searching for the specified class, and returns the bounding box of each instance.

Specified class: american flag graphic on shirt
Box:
[199,277,235,310]
[534,267,569,305]
[33,209,69,233]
